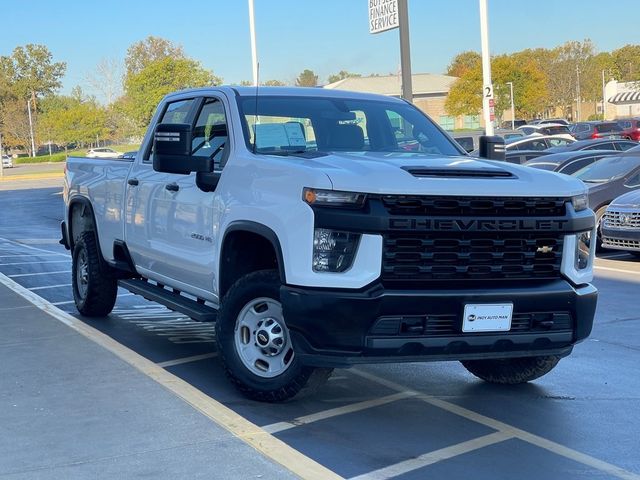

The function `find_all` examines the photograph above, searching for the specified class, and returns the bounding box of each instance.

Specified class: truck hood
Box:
[304,152,587,197]
[609,188,640,207]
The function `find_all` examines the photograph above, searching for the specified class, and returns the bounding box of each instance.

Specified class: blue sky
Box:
[2,0,638,100]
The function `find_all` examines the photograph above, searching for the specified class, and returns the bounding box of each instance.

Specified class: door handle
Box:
[127,178,139,186]
[165,182,179,192]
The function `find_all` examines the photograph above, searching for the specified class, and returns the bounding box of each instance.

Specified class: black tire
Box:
[216,269,332,402]
[72,231,118,317]
[461,355,561,384]
[594,205,609,252]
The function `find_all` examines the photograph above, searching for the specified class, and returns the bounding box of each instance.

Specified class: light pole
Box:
[479,0,495,136]
[601,69,607,120]
[506,81,515,129]
[248,0,258,86]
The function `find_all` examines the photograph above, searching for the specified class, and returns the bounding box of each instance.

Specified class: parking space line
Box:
[0,272,343,480]
[0,260,69,266]
[262,391,415,434]
[351,369,640,480]
[0,254,62,258]
[157,352,219,368]
[9,270,71,278]
[29,283,72,291]
[595,265,640,275]
[598,253,633,259]
[349,431,514,480]
[0,236,69,257]
[51,293,133,307]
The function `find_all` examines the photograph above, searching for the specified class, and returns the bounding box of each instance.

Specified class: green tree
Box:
[123,57,221,133]
[38,95,109,148]
[125,36,185,76]
[611,45,640,82]
[327,70,361,84]
[263,79,285,86]
[446,51,481,78]
[295,69,318,87]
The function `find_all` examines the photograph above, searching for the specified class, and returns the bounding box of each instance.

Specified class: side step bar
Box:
[118,279,218,322]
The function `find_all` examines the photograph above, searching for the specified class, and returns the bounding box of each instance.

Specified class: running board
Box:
[118,279,218,322]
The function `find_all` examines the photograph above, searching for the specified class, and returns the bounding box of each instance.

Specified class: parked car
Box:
[86,147,124,158]
[617,118,640,141]
[571,121,625,140]
[524,150,619,175]
[500,120,527,129]
[529,118,571,126]
[451,131,484,153]
[574,151,640,247]
[517,124,574,140]
[545,138,638,154]
[118,151,138,159]
[505,150,552,165]
[497,129,526,140]
[506,135,575,151]
[601,190,640,256]
[2,155,13,168]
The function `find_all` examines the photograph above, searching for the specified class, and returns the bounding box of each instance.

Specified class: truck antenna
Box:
[253,63,260,155]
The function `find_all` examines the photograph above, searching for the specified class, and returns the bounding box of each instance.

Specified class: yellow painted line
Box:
[351,369,640,480]
[0,172,64,181]
[349,431,514,480]
[0,272,343,480]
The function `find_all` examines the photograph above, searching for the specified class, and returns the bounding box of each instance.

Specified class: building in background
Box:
[324,73,480,131]
[605,80,640,120]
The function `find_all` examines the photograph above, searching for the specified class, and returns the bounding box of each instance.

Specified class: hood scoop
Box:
[401,166,515,179]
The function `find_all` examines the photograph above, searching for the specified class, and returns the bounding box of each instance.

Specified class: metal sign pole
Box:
[0,133,4,178]
[479,0,495,136]
[397,0,413,103]
[248,0,258,86]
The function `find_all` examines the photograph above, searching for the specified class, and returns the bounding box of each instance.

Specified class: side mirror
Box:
[479,135,506,161]
[153,123,212,175]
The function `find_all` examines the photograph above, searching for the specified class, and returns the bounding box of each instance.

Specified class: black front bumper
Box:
[281,280,597,367]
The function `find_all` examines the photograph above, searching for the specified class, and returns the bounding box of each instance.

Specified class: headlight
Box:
[303,188,366,208]
[571,194,588,212]
[312,228,360,272]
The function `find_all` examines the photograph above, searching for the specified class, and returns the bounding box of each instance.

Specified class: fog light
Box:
[312,228,360,272]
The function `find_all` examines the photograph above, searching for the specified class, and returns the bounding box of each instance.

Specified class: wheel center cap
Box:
[256,330,270,346]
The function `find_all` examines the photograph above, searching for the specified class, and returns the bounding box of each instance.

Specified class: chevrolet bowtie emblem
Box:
[537,246,554,253]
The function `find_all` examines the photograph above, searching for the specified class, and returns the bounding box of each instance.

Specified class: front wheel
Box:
[461,355,561,384]
[216,270,332,402]
[72,231,118,317]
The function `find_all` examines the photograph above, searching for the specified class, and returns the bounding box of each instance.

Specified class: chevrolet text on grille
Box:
[389,218,570,231]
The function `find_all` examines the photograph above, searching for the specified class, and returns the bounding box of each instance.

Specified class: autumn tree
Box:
[295,69,318,87]
[611,45,640,82]
[446,51,481,78]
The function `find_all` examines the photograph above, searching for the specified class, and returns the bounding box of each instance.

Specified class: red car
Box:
[618,118,640,141]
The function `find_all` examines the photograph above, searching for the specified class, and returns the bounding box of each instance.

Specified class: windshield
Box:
[574,154,640,182]
[238,95,464,157]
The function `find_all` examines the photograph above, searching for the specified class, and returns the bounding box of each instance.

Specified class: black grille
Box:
[381,195,567,217]
[370,312,573,336]
[383,233,563,283]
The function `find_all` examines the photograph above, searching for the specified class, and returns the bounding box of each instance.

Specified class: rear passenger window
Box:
[586,143,614,150]
[560,157,595,175]
[625,172,640,187]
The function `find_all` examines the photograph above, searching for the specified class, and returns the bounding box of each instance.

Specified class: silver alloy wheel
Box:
[76,249,89,299]
[234,297,294,378]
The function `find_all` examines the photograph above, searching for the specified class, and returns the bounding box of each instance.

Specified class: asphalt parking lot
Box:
[1,181,639,480]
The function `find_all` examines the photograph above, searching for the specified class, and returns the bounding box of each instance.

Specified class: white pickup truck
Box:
[62,86,598,401]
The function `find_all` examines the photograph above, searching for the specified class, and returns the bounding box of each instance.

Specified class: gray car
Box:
[601,190,640,257]
[524,150,619,175]
[574,151,640,247]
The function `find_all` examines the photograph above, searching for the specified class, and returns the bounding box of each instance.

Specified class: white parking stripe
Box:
[262,392,415,434]
[595,265,640,275]
[598,253,632,259]
[349,431,514,480]
[0,254,62,258]
[0,260,69,266]
[52,293,133,307]
[157,352,219,367]
[0,236,69,257]
[9,270,71,278]
[351,369,640,480]
[29,283,72,291]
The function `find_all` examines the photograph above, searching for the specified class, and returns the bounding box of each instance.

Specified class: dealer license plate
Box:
[462,304,513,333]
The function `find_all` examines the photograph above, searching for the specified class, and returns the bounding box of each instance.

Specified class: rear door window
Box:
[560,157,597,175]
[585,142,615,151]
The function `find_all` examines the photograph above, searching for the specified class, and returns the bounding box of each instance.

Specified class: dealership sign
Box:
[369,0,399,34]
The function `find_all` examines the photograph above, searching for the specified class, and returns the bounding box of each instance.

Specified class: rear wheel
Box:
[216,269,332,402]
[72,231,118,317]
[461,355,561,384]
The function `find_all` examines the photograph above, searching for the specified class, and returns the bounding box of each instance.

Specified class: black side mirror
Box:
[153,123,212,175]
[479,135,506,161]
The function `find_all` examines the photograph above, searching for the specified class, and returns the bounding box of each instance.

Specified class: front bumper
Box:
[281,280,597,367]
